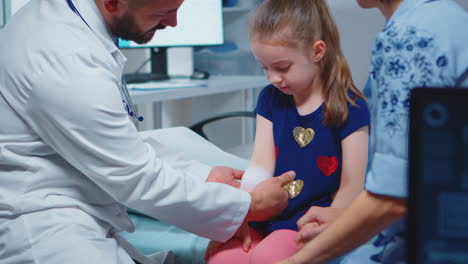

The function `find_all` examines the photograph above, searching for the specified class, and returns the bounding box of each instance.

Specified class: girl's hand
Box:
[234,221,252,252]
[204,221,252,261]
[296,206,344,243]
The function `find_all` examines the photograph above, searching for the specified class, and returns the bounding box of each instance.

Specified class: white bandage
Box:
[240,164,273,192]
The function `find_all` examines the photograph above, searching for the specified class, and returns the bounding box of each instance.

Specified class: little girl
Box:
[207,0,370,263]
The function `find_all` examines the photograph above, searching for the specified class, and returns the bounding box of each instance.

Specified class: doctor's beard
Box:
[110,12,166,45]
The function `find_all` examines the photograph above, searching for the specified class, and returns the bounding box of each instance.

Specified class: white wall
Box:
[219,0,385,89]
[331,0,467,89]
[131,0,466,148]
[3,0,465,147]
[328,1,385,89]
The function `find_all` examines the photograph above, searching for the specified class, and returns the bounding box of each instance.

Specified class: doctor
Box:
[0,0,294,263]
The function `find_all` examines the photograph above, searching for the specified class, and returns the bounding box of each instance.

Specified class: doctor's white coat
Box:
[0,0,250,262]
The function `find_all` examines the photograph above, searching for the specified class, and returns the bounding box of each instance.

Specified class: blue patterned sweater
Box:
[345,0,468,263]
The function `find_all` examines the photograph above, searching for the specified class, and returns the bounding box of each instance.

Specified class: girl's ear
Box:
[311,40,326,62]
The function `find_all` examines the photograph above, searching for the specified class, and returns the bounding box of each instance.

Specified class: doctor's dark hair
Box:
[250,0,366,127]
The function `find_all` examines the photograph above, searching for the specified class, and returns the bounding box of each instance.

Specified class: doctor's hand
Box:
[296,206,344,243]
[247,171,295,222]
[206,166,243,188]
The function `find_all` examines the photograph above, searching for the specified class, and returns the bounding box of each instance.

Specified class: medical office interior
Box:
[1,0,468,263]
[0,0,395,155]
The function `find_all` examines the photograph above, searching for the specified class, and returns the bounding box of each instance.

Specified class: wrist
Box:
[291,251,313,264]
[240,164,272,192]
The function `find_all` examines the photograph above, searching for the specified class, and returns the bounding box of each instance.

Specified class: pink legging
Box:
[207,228,300,264]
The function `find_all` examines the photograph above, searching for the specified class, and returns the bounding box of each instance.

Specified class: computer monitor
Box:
[119,0,223,49]
[408,87,468,264]
[119,0,224,79]
[2,0,224,79]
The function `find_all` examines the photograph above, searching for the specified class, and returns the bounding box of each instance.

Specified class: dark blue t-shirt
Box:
[251,84,370,233]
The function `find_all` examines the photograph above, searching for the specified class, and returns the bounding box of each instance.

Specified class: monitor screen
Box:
[408,87,468,264]
[119,0,224,49]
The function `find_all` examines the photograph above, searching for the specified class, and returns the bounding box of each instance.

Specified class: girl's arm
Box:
[250,114,276,171]
[331,125,369,208]
[295,125,369,242]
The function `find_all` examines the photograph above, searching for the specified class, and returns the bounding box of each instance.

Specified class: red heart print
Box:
[316,156,338,176]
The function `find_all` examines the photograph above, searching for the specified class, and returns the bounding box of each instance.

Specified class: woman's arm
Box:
[278,190,406,264]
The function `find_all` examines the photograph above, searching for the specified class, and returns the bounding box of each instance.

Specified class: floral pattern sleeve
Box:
[365,21,460,198]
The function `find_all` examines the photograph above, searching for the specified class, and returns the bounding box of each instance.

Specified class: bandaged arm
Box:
[240,164,273,192]
[241,114,276,191]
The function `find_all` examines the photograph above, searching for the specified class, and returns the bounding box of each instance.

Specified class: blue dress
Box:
[251,84,370,233]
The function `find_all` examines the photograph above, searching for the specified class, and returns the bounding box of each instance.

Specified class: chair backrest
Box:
[189,111,256,140]
[189,111,256,159]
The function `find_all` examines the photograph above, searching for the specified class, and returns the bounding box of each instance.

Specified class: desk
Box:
[129,75,268,105]
[129,75,268,140]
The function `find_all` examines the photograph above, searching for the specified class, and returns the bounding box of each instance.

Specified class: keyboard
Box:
[123,73,170,83]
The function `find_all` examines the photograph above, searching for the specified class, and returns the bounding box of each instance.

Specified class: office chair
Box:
[189,111,256,160]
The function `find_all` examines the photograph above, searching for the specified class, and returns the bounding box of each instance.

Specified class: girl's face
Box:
[251,39,321,97]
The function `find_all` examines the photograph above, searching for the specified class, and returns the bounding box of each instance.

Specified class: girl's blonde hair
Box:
[250,0,366,127]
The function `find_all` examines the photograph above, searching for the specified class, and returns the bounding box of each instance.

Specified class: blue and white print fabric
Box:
[343,0,468,263]
[365,0,468,199]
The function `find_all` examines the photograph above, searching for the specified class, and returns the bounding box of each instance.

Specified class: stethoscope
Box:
[66,0,144,122]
